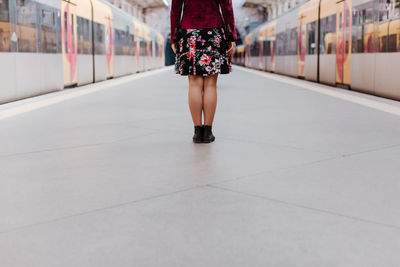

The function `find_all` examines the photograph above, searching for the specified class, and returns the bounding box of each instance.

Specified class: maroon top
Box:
[170,0,237,44]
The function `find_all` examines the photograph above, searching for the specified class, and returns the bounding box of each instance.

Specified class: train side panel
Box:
[374,17,400,99]
[275,7,298,77]
[0,0,63,104]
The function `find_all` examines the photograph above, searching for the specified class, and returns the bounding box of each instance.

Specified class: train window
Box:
[263,40,270,56]
[115,26,129,56]
[94,22,104,55]
[378,0,389,21]
[388,34,397,52]
[39,6,58,54]
[41,9,54,26]
[116,30,121,55]
[307,21,317,55]
[16,0,38,52]
[77,16,92,54]
[140,40,146,56]
[0,0,10,52]
[288,27,297,55]
[380,35,388,52]
[276,32,285,55]
[251,40,260,57]
[352,10,358,26]
[365,8,374,23]
[320,15,336,54]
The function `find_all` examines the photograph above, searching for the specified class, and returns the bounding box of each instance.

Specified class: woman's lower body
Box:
[175,27,232,143]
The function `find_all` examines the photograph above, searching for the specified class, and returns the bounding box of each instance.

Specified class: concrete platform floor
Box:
[0,66,400,266]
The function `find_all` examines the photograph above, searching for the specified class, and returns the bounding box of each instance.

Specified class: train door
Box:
[61,0,78,87]
[336,0,352,85]
[298,14,307,77]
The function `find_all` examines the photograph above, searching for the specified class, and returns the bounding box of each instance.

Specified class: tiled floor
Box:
[1,67,399,266]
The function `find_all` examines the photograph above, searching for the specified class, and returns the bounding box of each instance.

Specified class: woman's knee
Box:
[204,74,218,89]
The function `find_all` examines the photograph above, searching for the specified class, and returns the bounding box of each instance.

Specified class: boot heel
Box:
[202,125,215,143]
[193,125,204,143]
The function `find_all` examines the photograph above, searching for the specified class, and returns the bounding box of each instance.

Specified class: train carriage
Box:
[0,0,63,102]
[275,6,299,77]
[0,0,165,104]
[241,0,400,101]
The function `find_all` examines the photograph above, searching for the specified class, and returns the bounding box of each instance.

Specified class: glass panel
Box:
[307,21,316,55]
[288,27,297,55]
[77,16,92,54]
[17,0,38,52]
[0,0,10,52]
[40,6,58,53]
[94,22,104,55]
[388,33,397,52]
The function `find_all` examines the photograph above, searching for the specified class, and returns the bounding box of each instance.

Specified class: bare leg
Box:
[188,75,204,126]
[203,74,218,126]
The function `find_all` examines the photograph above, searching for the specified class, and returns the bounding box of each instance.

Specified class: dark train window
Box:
[155,40,159,57]
[263,40,270,56]
[307,21,317,55]
[352,2,375,53]
[114,26,130,56]
[0,0,11,52]
[94,22,104,55]
[251,40,259,57]
[276,32,286,55]
[17,0,38,52]
[77,16,92,54]
[320,15,336,54]
[380,35,388,52]
[288,27,297,55]
[40,7,58,53]
[388,34,397,52]
[140,40,146,56]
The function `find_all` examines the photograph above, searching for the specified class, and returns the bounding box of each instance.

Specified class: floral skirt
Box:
[175,27,232,76]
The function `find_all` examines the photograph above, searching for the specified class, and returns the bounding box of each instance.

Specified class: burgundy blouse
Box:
[170,0,237,44]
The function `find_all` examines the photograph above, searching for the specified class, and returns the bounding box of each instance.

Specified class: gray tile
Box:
[0,131,331,232]
[0,187,398,267]
[218,145,400,227]
[1,67,400,266]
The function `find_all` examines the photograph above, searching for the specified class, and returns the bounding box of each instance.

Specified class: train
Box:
[233,0,400,100]
[0,0,165,104]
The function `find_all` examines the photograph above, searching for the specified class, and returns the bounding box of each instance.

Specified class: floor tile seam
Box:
[0,185,207,236]
[210,143,400,188]
[341,143,400,158]
[48,114,188,132]
[0,131,160,159]
[207,184,400,231]
[209,154,344,187]
[217,136,338,155]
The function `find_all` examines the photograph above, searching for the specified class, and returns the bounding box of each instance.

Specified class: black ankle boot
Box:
[193,125,204,143]
[202,125,215,143]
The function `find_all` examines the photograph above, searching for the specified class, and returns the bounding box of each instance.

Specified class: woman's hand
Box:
[227,42,236,56]
[171,43,177,54]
